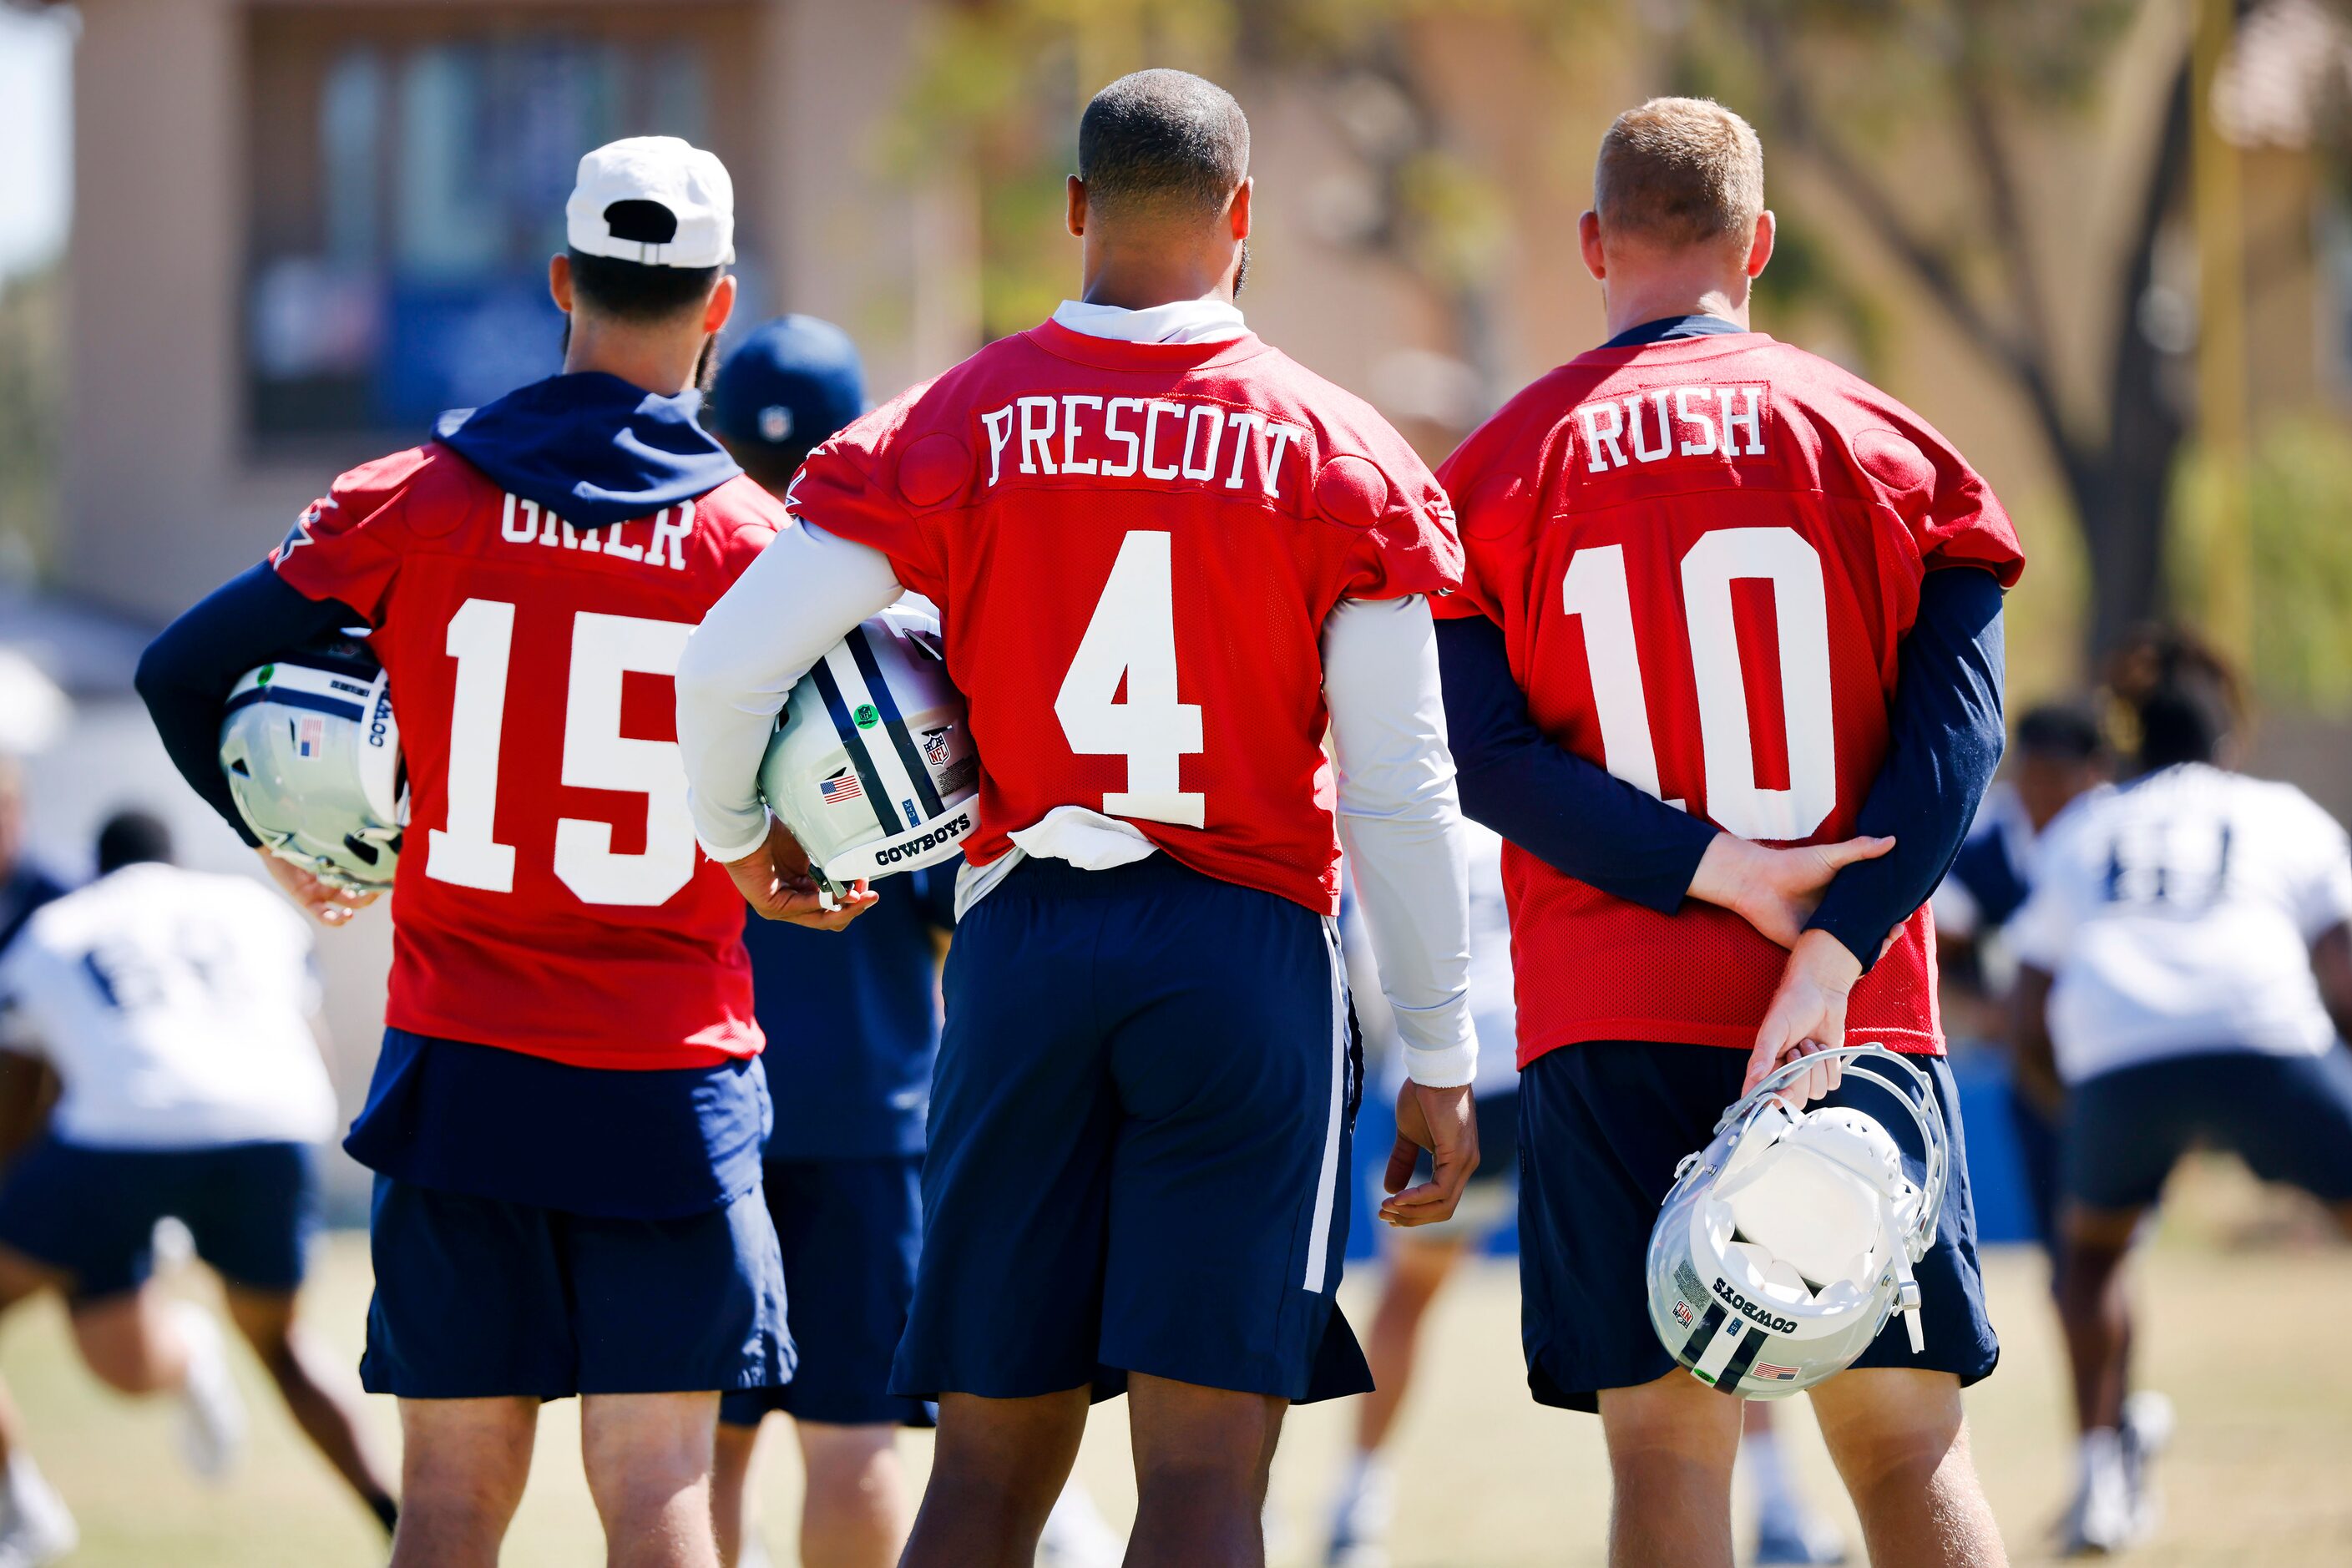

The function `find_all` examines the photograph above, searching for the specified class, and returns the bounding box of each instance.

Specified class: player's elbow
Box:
[134,620,198,722]
[673,620,751,716]
[1333,748,1460,829]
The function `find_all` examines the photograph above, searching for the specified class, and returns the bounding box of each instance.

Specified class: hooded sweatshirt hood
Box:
[433,371,742,529]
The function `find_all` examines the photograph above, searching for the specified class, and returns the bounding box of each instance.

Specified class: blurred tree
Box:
[1660,0,2208,661]
[0,267,61,586]
[893,0,1658,422]
[893,0,2287,670]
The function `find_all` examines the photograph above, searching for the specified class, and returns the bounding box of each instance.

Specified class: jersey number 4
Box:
[1563,526,1837,842]
[427,598,699,906]
[1056,531,1206,827]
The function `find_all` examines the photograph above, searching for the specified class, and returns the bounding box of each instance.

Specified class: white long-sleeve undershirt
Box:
[675,521,903,864]
[673,524,1475,1088]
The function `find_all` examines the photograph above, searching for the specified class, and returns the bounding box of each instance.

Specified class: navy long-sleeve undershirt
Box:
[1435,565,2006,970]
[135,562,361,847]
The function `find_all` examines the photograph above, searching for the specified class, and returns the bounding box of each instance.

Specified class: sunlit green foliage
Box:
[2172,422,2352,714]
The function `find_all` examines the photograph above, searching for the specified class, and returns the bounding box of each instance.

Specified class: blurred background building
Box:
[4,0,2352,1208]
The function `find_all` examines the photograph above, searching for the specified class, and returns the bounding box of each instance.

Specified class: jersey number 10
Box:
[427,598,701,907]
[1563,525,1838,842]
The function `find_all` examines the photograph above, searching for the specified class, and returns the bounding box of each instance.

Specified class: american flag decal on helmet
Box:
[819,768,862,805]
[297,716,326,758]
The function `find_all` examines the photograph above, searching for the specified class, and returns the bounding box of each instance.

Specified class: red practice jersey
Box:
[1438,331,2025,1062]
[786,318,1463,914]
[273,447,781,1069]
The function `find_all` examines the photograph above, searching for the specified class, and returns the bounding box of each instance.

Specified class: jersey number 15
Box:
[427,598,699,907]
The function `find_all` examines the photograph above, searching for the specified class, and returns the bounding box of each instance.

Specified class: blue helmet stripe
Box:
[845,625,947,822]
[809,660,895,839]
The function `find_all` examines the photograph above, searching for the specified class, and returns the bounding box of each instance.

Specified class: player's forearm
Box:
[2313,923,2352,1042]
[0,1051,55,1173]
[1807,566,2007,969]
[2008,964,2066,1111]
[675,521,903,861]
[1323,595,1477,1088]
[137,563,357,847]
[1433,615,1716,912]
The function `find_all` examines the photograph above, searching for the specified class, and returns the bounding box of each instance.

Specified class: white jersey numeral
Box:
[427,598,701,904]
[1560,526,1837,842]
[429,597,518,892]
[1560,544,1674,809]
[1055,530,1205,827]
[554,614,699,906]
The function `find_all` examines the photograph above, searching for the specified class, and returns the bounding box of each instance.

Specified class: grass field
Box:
[3,1158,2348,1566]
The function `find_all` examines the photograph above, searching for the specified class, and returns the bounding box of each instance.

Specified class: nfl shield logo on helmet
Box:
[1672,1298,1695,1329]
[922,726,953,767]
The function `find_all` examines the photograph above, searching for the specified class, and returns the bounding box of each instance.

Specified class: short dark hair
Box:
[96,811,173,875]
[1078,69,1249,220]
[2107,625,2243,771]
[2013,703,2107,764]
[567,249,721,324]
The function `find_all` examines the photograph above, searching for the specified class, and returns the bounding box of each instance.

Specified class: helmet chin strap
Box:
[1894,1246,1927,1353]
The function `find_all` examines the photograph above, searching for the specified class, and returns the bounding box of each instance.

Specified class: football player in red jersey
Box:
[679,70,1480,1568]
[139,139,856,1568]
[1434,100,2022,1567]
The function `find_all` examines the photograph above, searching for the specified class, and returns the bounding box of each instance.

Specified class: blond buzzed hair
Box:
[1594,97,1764,252]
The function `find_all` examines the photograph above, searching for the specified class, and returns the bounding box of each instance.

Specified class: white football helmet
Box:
[218,636,406,893]
[757,603,977,897]
[1646,1044,1948,1399]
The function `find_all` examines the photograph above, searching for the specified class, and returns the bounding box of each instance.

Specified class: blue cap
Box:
[711,315,867,456]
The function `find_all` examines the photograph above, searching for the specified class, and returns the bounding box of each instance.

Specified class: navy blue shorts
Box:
[720,1155,933,1429]
[0,1139,318,1303]
[896,854,1369,1406]
[2065,1046,2352,1213]
[1518,1041,1999,1413]
[362,1175,792,1400]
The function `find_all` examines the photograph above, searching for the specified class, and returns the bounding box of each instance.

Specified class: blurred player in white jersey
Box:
[2007,630,2352,1555]
[0,760,68,963]
[1323,824,1846,1567]
[1931,706,2112,1259]
[0,812,398,1563]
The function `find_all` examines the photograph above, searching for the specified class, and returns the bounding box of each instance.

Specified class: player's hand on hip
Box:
[726,821,877,930]
[1690,832,1894,948]
[1744,928,1865,1105]
[255,848,377,927]
[1379,1080,1479,1227]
